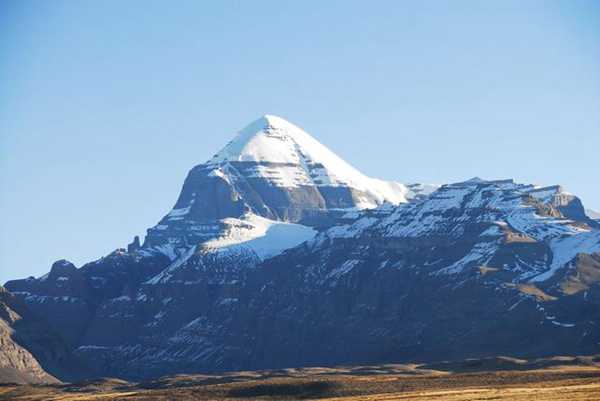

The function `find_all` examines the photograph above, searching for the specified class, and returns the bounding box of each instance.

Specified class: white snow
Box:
[326,259,360,280]
[208,115,411,207]
[586,209,600,220]
[551,320,575,328]
[203,213,316,260]
[479,225,503,237]
[144,245,198,285]
[437,240,500,275]
[406,183,440,198]
[530,231,600,282]
[22,294,80,304]
[314,178,600,282]
[150,243,181,261]
[218,297,238,306]
[325,217,380,240]
[167,207,190,218]
[145,214,316,285]
[527,186,562,203]
[207,168,230,183]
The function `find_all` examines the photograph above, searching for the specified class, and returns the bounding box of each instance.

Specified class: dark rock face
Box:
[0,286,87,384]
[0,288,54,384]
[142,165,374,253]
[128,236,141,253]
[234,246,599,371]
[6,251,170,347]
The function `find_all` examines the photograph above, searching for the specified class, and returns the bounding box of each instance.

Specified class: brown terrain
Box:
[2,355,600,401]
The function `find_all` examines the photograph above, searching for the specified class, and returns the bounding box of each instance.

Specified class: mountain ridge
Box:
[3,115,599,381]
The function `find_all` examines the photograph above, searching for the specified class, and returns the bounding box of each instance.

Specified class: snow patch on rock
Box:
[202,213,316,259]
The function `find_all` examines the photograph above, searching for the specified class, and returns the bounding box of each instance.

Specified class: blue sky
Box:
[1,1,599,284]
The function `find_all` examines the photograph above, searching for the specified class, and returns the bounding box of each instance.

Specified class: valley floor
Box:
[2,356,600,401]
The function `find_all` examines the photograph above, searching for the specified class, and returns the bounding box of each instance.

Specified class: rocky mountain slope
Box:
[0,287,55,384]
[4,116,600,380]
[0,286,83,384]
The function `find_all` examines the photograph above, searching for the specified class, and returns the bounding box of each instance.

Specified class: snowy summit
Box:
[208,114,419,207]
[141,114,435,263]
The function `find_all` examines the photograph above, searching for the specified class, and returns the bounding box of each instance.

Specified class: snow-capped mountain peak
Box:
[210,114,314,164]
[209,114,410,205]
[210,114,346,167]
[142,115,434,260]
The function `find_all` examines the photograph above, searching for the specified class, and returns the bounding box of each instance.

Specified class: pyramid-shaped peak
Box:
[261,114,294,127]
[204,115,409,204]
[210,115,327,165]
[239,114,306,139]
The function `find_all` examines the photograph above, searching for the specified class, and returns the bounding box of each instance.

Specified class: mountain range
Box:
[3,115,600,382]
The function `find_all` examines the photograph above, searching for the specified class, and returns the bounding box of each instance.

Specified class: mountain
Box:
[0,286,85,384]
[4,116,600,380]
[0,286,56,384]
[142,115,434,256]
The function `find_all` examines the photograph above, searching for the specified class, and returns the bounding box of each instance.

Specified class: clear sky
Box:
[1,1,599,284]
